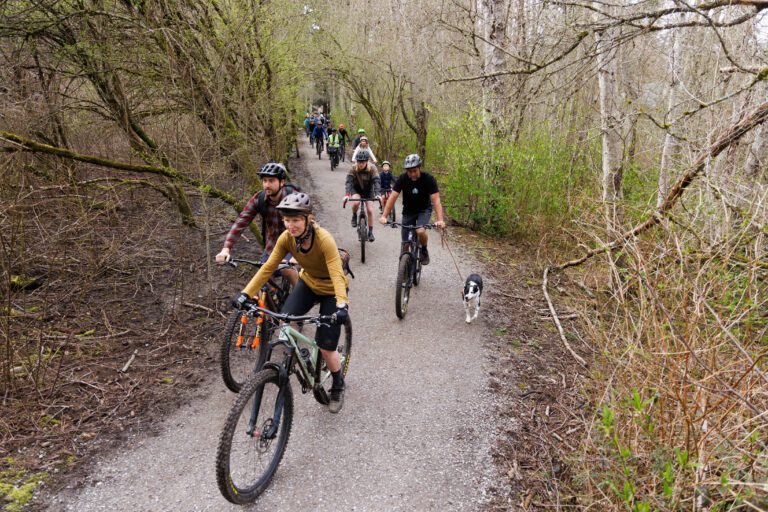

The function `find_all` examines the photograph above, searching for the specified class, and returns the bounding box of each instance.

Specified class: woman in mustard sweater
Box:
[231,193,350,413]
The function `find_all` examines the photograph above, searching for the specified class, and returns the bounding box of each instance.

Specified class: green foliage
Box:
[0,461,47,512]
[427,112,597,237]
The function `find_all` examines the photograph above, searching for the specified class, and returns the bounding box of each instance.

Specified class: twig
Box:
[542,267,587,367]
[182,302,214,313]
[120,349,138,373]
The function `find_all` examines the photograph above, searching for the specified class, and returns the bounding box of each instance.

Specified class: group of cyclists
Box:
[216,116,445,414]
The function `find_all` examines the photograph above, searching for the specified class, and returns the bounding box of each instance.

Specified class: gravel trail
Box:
[46,139,498,512]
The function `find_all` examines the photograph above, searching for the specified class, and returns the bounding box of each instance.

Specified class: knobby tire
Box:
[221,311,270,393]
[216,368,293,504]
[395,253,410,319]
[359,212,367,264]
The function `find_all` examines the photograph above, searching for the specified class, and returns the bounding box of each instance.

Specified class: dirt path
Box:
[44,140,500,511]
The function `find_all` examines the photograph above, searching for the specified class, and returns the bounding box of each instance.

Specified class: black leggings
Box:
[280,279,341,350]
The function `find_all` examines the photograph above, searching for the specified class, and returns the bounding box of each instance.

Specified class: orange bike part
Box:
[249,296,267,349]
[236,315,248,348]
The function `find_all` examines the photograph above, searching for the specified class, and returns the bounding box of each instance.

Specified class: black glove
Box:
[332,304,348,325]
[231,292,253,310]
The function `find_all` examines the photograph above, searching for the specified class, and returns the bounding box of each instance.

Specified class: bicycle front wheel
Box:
[216,368,293,504]
[313,316,353,404]
[221,311,269,393]
[395,254,411,319]
[359,214,367,264]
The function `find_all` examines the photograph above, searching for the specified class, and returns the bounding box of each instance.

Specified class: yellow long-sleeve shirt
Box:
[243,224,349,306]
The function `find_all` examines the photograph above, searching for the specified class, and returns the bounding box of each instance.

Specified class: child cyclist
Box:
[232,193,350,413]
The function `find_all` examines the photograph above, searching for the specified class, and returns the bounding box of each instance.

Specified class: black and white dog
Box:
[463,273,484,324]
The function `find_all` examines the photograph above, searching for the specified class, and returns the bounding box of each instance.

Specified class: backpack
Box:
[337,248,355,279]
[256,183,300,245]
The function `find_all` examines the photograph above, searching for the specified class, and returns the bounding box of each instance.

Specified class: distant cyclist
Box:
[344,149,381,242]
[312,121,327,151]
[351,136,378,164]
[303,113,311,139]
[216,162,299,286]
[232,193,350,413]
[338,123,350,147]
[379,160,394,208]
[379,154,445,265]
[327,127,341,164]
[352,128,366,150]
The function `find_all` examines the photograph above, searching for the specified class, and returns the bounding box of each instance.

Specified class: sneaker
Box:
[329,386,345,413]
[368,229,375,242]
[351,215,357,228]
[419,246,430,265]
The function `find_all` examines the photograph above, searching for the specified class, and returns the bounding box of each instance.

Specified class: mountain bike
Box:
[344,197,380,264]
[380,189,396,223]
[328,146,340,170]
[221,258,294,392]
[316,136,324,159]
[215,306,352,504]
[388,222,436,319]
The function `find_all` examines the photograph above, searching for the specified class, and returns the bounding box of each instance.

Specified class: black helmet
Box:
[403,154,422,170]
[276,192,312,215]
[258,162,287,180]
[355,149,371,161]
[329,127,336,133]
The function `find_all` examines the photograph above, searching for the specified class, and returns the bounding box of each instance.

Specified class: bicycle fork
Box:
[247,356,291,440]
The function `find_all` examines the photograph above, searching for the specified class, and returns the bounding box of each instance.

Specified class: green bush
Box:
[427,113,597,237]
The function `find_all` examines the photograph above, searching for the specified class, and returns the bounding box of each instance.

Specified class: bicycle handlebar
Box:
[387,222,437,230]
[246,304,337,326]
[227,258,294,272]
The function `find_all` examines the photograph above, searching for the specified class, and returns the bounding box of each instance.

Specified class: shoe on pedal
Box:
[351,215,357,228]
[329,386,345,413]
[368,229,375,242]
[420,246,430,265]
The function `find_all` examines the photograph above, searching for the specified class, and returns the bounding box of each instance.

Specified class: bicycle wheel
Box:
[216,368,293,504]
[221,310,269,393]
[395,254,411,319]
[413,248,422,287]
[313,316,352,404]
[358,213,367,264]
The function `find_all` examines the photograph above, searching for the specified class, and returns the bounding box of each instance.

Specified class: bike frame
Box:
[245,306,339,439]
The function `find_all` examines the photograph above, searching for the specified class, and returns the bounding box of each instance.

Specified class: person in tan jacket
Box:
[232,193,350,413]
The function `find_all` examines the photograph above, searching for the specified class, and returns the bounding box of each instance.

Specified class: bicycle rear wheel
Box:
[358,213,367,263]
[395,254,411,319]
[221,310,269,392]
[216,368,293,504]
[313,316,353,404]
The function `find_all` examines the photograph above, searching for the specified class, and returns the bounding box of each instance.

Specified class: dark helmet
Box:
[403,154,423,170]
[276,192,312,215]
[329,127,336,133]
[355,149,371,161]
[258,162,287,180]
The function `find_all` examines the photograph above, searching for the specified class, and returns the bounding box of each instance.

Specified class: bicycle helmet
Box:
[381,160,391,167]
[355,149,371,161]
[357,128,366,134]
[329,127,336,133]
[276,192,312,215]
[403,154,423,170]
[258,162,287,180]
[339,123,345,129]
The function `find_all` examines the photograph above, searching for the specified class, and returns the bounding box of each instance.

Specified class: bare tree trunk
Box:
[478,0,508,134]
[595,21,624,234]
[658,22,684,207]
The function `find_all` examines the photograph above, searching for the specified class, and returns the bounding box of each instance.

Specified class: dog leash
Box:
[439,229,465,284]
